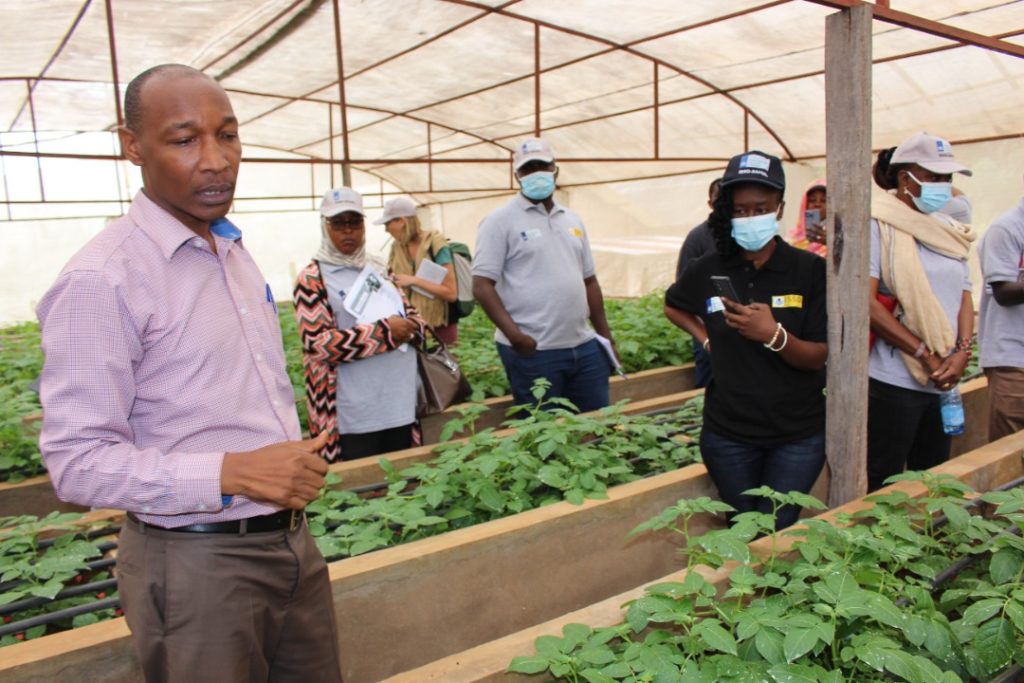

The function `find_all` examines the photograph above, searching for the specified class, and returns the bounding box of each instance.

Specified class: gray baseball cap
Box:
[891,133,972,176]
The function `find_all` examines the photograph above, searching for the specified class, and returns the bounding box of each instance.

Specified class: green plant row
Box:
[509,471,1024,683]
[0,511,120,647]
[0,391,703,646]
[307,387,705,561]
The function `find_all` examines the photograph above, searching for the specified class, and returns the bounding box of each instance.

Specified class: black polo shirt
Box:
[665,237,826,445]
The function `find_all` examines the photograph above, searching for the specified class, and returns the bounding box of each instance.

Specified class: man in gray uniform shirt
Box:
[978,188,1024,441]
[472,137,616,411]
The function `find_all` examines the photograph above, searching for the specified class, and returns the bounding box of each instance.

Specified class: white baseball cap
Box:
[320,187,364,218]
[513,137,555,172]
[373,197,417,225]
[892,133,972,176]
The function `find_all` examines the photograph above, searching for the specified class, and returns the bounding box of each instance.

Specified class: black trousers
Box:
[867,378,951,492]
[337,423,413,461]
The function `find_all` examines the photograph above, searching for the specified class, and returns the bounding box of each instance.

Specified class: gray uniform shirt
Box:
[868,218,972,394]
[322,263,417,434]
[472,194,597,350]
[978,198,1024,369]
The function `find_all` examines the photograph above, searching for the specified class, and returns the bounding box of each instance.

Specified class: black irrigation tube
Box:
[0,597,119,639]
[0,578,117,617]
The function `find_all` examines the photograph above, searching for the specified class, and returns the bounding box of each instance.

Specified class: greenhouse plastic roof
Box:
[3,0,1024,204]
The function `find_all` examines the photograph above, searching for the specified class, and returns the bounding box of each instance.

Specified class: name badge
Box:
[706,296,725,314]
[520,228,542,241]
[771,294,803,308]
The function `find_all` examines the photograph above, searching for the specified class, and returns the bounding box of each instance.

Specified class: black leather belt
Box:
[128,509,302,534]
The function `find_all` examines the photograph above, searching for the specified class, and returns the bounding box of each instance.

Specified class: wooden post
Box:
[824,4,873,506]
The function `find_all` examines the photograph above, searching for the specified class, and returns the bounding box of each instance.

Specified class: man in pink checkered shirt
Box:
[37,65,342,682]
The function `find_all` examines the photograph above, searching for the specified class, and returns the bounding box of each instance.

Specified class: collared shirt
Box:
[978,198,1024,369]
[472,194,596,350]
[665,237,827,445]
[37,191,299,528]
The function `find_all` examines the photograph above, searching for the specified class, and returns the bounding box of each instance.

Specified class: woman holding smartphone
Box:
[664,151,828,530]
[789,179,828,256]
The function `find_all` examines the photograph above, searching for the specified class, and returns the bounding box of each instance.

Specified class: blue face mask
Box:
[519,171,556,201]
[906,171,952,214]
[731,212,779,251]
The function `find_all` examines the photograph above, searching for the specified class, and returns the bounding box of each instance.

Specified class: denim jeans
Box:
[700,427,826,530]
[496,338,610,413]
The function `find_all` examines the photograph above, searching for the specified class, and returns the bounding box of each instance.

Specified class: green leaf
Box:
[989,547,1023,586]
[961,598,1003,628]
[579,670,615,683]
[534,635,562,657]
[755,628,786,665]
[578,648,616,666]
[1004,599,1024,632]
[507,656,550,674]
[768,663,824,683]
[561,623,591,651]
[28,577,65,600]
[565,489,585,505]
[973,617,1016,673]
[783,628,818,663]
[694,620,738,656]
[626,601,649,633]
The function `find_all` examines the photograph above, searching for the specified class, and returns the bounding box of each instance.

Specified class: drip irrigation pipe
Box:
[0,578,117,617]
[0,596,119,638]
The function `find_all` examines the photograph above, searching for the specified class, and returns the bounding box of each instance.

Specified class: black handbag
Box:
[415,326,472,418]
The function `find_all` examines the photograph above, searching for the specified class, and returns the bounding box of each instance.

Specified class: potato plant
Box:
[307,387,705,561]
[509,472,1024,682]
[0,512,120,647]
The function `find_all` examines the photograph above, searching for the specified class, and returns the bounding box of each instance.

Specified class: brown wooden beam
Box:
[803,0,1024,60]
[824,3,873,506]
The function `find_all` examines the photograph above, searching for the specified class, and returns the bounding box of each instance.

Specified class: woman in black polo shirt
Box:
[664,151,828,530]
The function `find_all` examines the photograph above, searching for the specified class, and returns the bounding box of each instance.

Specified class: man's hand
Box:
[221,431,330,510]
[386,315,418,344]
[510,332,538,357]
[721,299,778,343]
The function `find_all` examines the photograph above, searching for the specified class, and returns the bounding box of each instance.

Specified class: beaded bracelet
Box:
[764,322,783,349]
[764,323,788,352]
[702,338,710,351]
[954,336,973,358]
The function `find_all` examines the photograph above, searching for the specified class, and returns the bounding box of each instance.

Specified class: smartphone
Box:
[804,209,822,226]
[710,275,742,307]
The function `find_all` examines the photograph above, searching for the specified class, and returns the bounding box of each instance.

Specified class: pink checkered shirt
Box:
[37,191,301,527]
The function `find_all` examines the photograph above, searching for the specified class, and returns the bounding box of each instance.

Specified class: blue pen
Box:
[265,283,277,312]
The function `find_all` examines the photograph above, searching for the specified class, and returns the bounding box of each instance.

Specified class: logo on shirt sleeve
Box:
[707,296,725,314]
[568,226,583,238]
[771,294,804,308]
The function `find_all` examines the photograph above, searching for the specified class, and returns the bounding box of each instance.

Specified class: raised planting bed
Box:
[0,393,721,682]
[392,428,1024,683]
[0,365,697,518]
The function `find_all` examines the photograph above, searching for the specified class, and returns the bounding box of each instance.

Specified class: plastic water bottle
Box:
[939,388,965,436]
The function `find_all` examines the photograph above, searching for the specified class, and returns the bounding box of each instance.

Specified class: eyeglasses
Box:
[326,216,365,232]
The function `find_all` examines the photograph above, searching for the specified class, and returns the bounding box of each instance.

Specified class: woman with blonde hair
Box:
[376,198,460,345]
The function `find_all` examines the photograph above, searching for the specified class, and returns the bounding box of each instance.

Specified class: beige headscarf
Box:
[388,222,449,328]
[870,189,976,385]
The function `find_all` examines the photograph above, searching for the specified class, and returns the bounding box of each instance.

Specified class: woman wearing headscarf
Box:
[867,133,976,491]
[376,197,460,345]
[664,151,828,530]
[293,187,425,462]
[788,179,828,256]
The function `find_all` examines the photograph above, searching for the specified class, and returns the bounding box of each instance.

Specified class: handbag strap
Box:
[422,323,447,352]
